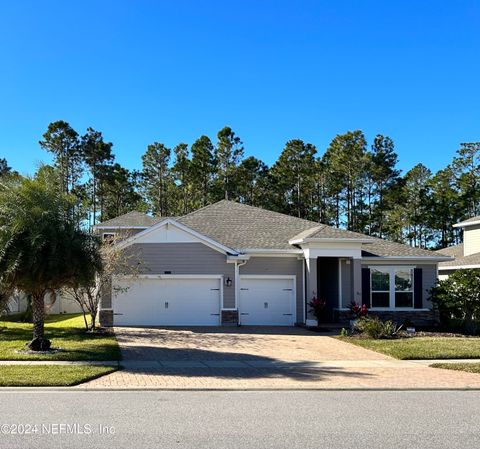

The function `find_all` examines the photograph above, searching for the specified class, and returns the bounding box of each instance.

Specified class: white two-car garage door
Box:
[239,276,295,326]
[113,276,221,326]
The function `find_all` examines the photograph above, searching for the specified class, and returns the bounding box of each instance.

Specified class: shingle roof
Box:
[94,211,162,228]
[177,200,445,258]
[454,216,480,227]
[435,244,464,258]
[99,200,448,259]
[177,201,320,250]
[438,251,480,268]
[290,225,373,242]
[361,240,445,258]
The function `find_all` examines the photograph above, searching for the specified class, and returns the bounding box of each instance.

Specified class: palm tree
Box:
[0,169,102,350]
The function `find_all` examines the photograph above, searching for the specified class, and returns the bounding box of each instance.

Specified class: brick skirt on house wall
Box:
[99,310,113,327]
[334,309,439,327]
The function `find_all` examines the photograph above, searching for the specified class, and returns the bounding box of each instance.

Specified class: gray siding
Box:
[110,243,235,309]
[240,256,304,324]
[340,259,353,307]
[417,263,437,308]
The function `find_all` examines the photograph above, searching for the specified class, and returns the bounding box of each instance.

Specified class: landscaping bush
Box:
[430,269,480,335]
[354,316,403,339]
[308,295,326,326]
[348,301,368,319]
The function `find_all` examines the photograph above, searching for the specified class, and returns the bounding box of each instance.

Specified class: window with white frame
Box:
[370,267,414,309]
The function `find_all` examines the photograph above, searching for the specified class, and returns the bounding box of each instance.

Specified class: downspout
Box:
[235,259,248,326]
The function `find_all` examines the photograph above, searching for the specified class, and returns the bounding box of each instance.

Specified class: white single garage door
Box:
[113,276,221,326]
[239,276,295,326]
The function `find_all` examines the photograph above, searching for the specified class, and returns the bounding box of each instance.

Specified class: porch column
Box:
[352,258,362,305]
[305,258,317,323]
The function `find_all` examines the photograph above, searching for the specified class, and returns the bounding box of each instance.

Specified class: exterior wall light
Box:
[225,277,233,287]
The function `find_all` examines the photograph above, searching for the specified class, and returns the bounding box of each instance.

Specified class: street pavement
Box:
[0,390,479,449]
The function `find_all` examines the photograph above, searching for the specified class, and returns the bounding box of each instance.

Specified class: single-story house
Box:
[94,200,451,328]
[6,291,82,315]
[436,215,480,279]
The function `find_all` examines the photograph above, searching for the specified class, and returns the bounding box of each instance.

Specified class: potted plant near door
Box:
[308,294,327,327]
[348,301,368,329]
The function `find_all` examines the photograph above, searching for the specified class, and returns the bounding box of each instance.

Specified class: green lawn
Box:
[0,314,121,361]
[431,362,480,374]
[340,336,480,360]
[0,365,118,386]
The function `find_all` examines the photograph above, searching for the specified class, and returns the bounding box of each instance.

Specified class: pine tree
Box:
[39,121,82,194]
[214,126,244,201]
[190,135,215,207]
[401,164,433,248]
[452,142,480,217]
[429,166,462,248]
[101,163,143,220]
[172,143,191,214]
[80,128,114,226]
[269,139,316,218]
[140,142,173,216]
[324,131,368,230]
[368,135,401,237]
[235,156,269,206]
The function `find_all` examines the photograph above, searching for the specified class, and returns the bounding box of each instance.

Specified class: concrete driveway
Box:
[82,326,480,389]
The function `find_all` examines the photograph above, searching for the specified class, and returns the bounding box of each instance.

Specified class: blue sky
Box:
[0,0,478,176]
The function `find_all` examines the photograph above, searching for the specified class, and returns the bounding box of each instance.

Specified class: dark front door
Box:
[317,257,339,322]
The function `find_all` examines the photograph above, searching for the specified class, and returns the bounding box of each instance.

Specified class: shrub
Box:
[430,269,480,334]
[339,327,348,337]
[308,295,327,326]
[355,316,402,339]
[348,301,368,319]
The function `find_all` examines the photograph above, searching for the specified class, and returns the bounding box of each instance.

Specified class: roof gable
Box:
[116,218,238,255]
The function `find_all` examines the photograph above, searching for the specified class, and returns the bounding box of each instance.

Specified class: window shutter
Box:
[361,268,371,307]
[414,268,423,309]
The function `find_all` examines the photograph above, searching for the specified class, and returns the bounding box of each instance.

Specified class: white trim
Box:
[338,258,343,309]
[242,248,303,255]
[438,264,480,270]
[362,256,451,262]
[234,260,248,310]
[240,275,296,279]
[115,218,239,255]
[94,225,149,230]
[368,265,416,270]
[113,274,224,280]
[289,237,373,245]
[369,308,429,312]
[238,275,297,325]
[336,307,430,312]
[453,219,480,228]
[302,259,306,323]
[369,266,415,309]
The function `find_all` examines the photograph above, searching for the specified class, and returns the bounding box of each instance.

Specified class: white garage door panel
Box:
[113,277,221,326]
[239,277,295,326]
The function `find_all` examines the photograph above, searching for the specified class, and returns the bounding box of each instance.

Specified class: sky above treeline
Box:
[0,0,478,176]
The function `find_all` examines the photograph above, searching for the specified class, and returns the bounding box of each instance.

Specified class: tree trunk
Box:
[28,292,51,351]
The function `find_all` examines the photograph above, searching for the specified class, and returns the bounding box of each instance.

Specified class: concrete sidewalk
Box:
[1,358,478,368]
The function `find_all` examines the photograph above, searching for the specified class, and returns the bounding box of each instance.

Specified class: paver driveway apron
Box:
[82,327,480,389]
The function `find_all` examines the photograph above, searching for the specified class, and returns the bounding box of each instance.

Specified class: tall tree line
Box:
[3,121,478,249]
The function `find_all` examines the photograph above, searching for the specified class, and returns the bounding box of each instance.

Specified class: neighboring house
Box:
[93,200,450,328]
[6,291,82,315]
[436,216,480,280]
